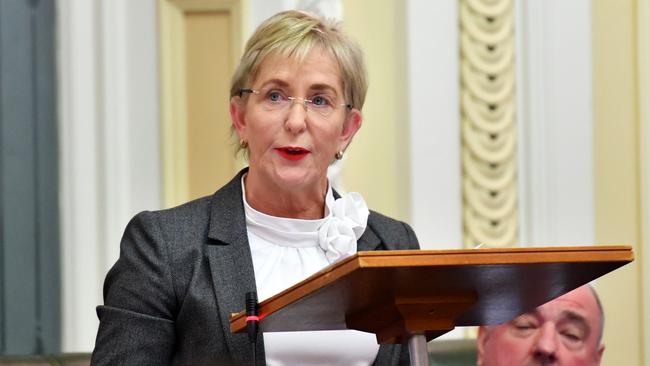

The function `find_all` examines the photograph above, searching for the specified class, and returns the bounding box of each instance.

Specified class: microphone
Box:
[245,291,259,365]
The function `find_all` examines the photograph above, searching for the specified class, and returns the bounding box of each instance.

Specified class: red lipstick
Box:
[276,146,310,161]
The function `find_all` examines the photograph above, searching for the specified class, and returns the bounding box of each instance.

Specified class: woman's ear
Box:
[339,108,362,151]
[230,96,247,138]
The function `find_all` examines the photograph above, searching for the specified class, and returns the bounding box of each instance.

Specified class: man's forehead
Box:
[537,287,599,321]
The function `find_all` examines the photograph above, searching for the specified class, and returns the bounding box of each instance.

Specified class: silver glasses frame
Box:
[238,88,353,116]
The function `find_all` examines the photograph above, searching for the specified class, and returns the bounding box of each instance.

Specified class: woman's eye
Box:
[311,95,331,106]
[267,91,285,102]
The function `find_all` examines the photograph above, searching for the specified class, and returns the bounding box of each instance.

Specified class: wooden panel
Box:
[159,0,242,207]
[185,11,236,199]
[230,246,632,344]
[340,0,409,220]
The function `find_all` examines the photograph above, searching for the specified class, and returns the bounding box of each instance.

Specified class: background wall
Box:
[593,0,648,364]
[57,0,161,352]
[39,0,650,364]
[339,0,410,222]
[0,0,60,355]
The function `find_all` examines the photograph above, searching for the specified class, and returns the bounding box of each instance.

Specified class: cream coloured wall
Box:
[593,0,646,365]
[639,0,650,362]
[339,0,410,222]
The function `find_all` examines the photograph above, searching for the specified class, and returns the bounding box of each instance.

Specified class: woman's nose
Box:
[532,323,559,362]
[284,101,308,134]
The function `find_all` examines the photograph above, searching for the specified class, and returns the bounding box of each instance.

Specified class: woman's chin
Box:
[269,167,325,191]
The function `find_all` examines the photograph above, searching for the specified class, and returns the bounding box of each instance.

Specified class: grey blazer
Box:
[91,169,420,366]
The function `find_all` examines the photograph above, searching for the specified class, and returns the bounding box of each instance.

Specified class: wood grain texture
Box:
[231,246,632,343]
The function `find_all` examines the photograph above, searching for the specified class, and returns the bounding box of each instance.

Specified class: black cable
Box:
[251,340,257,366]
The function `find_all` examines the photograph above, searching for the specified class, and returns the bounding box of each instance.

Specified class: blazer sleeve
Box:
[91,211,177,366]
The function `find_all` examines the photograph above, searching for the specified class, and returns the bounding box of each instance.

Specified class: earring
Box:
[335,151,344,160]
[239,139,248,149]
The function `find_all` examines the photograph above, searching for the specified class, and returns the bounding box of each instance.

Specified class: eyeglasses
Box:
[239,88,352,117]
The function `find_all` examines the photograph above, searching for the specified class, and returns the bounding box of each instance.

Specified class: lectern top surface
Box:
[230,246,632,342]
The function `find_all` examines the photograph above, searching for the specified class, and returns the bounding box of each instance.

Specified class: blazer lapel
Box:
[205,169,265,364]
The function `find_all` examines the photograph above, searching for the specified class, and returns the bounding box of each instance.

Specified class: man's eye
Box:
[514,324,534,330]
[559,326,586,344]
[509,317,538,337]
[511,316,537,329]
[311,95,331,107]
[560,331,586,350]
[562,332,581,341]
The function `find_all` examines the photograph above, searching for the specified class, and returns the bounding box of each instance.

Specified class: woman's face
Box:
[231,46,362,194]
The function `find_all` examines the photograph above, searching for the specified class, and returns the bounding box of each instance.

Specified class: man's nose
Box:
[532,323,559,363]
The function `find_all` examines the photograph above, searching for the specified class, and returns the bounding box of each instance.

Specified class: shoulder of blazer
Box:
[367,210,420,251]
[146,168,248,246]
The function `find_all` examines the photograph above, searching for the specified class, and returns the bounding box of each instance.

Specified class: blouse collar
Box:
[241,174,369,263]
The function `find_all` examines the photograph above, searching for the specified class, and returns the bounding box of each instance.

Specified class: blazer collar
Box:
[207,168,248,244]
[205,168,264,364]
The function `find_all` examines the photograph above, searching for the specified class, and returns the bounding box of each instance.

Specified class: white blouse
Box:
[242,177,379,366]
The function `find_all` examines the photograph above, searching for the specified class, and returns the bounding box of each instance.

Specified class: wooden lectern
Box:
[231,246,633,366]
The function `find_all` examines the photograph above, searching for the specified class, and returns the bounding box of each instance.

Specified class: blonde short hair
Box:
[230,10,368,111]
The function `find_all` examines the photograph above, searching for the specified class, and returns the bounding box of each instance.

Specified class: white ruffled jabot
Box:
[318,192,369,263]
[242,176,369,264]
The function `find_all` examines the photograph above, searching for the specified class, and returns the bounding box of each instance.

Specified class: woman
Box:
[91,10,419,366]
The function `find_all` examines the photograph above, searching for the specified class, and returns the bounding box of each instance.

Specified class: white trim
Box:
[101,0,130,269]
[638,0,650,362]
[247,0,294,36]
[100,0,162,268]
[515,0,594,246]
[406,2,466,337]
[57,0,104,352]
[407,0,462,250]
[58,0,161,352]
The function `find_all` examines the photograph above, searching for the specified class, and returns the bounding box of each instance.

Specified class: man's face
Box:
[477,286,605,366]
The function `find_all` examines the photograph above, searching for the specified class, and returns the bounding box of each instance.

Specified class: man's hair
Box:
[482,284,605,342]
[587,284,605,343]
